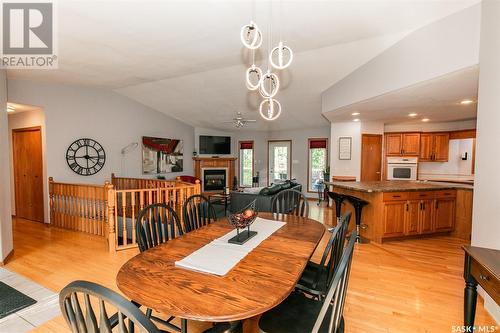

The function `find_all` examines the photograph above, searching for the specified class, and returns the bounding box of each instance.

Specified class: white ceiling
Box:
[324,65,479,124]
[7,0,480,131]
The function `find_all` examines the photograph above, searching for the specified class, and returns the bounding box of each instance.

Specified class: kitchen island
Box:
[325,181,473,243]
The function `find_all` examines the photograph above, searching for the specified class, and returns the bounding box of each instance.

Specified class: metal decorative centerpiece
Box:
[227,200,258,245]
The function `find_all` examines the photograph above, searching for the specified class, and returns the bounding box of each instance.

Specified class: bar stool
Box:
[327,192,347,230]
[345,195,370,244]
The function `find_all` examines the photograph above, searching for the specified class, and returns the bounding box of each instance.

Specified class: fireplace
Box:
[203,169,227,192]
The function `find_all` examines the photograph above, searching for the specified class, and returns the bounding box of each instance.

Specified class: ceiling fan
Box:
[223,112,257,128]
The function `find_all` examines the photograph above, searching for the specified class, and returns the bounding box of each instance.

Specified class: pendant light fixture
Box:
[240,21,262,50]
[259,71,279,98]
[259,98,282,121]
[240,0,291,121]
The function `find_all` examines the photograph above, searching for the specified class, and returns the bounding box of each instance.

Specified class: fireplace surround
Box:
[193,157,237,194]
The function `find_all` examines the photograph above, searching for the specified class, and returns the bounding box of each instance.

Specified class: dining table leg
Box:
[243,316,260,333]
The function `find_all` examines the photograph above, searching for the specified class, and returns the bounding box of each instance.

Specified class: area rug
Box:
[0,281,37,319]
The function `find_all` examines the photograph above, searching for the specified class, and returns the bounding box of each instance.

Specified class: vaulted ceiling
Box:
[7,0,479,131]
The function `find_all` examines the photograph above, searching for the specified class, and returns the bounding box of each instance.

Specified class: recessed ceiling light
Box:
[351,112,360,116]
[353,118,360,122]
[408,113,418,117]
[422,118,430,122]
[460,99,474,105]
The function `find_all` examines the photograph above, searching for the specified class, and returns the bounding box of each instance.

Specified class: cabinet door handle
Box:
[419,202,423,210]
[406,203,409,211]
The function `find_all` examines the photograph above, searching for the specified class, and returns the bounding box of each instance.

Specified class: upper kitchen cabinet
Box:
[419,132,450,162]
[385,133,421,156]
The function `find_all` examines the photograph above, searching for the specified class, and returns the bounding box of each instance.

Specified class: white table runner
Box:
[175,217,286,276]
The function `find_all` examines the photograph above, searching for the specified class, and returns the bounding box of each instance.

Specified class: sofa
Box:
[230,180,302,213]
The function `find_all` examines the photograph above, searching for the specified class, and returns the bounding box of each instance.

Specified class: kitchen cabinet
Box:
[405,201,420,235]
[383,201,406,237]
[434,198,455,231]
[382,190,456,238]
[385,133,421,156]
[419,132,450,162]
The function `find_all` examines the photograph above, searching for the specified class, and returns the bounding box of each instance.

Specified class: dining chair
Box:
[183,194,217,232]
[295,211,351,300]
[135,203,186,332]
[271,189,309,217]
[136,203,184,252]
[59,280,163,333]
[258,230,357,333]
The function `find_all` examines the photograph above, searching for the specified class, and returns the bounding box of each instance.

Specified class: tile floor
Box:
[0,268,60,332]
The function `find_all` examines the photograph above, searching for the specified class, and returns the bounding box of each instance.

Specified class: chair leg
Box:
[181,319,188,333]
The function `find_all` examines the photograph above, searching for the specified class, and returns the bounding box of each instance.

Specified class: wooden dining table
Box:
[116,212,325,332]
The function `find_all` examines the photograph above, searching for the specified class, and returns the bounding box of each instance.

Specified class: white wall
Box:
[0,70,13,261]
[471,0,500,323]
[322,5,480,114]
[330,122,362,180]
[8,80,195,223]
[8,109,48,220]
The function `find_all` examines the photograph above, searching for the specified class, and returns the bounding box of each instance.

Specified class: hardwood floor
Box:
[4,204,497,332]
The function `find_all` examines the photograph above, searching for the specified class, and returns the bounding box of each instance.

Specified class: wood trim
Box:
[0,249,14,266]
[238,140,255,187]
[472,138,476,175]
[449,129,476,140]
[267,140,292,186]
[307,138,328,193]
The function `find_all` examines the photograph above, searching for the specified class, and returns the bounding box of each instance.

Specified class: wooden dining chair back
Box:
[183,194,217,232]
[296,211,351,299]
[312,230,357,333]
[59,280,161,333]
[136,203,184,253]
[271,189,309,217]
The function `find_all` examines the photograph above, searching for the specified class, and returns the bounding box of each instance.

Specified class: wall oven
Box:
[387,157,418,180]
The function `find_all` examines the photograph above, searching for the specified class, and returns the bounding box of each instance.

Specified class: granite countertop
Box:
[324,180,473,193]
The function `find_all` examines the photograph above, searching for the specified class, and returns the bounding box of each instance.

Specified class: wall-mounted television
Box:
[199,135,231,155]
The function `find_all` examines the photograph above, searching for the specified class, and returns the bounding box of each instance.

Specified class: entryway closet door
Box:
[13,127,44,222]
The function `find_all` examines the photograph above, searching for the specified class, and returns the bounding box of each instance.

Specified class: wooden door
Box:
[13,127,44,222]
[402,133,420,155]
[419,199,434,233]
[419,134,433,161]
[433,133,450,161]
[405,200,420,235]
[434,198,455,231]
[361,134,382,181]
[385,134,402,156]
[383,201,406,237]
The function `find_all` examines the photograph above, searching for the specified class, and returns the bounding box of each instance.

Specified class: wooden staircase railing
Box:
[49,176,201,252]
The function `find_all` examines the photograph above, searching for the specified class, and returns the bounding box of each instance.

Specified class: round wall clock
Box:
[66,138,106,176]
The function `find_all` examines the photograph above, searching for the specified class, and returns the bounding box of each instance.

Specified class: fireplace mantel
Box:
[193,157,237,193]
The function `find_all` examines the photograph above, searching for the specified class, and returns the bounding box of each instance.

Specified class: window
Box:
[239,141,254,187]
[308,139,328,192]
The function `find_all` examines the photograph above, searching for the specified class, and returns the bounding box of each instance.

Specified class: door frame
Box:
[267,140,292,186]
[12,126,44,222]
[238,140,255,188]
[360,134,383,181]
